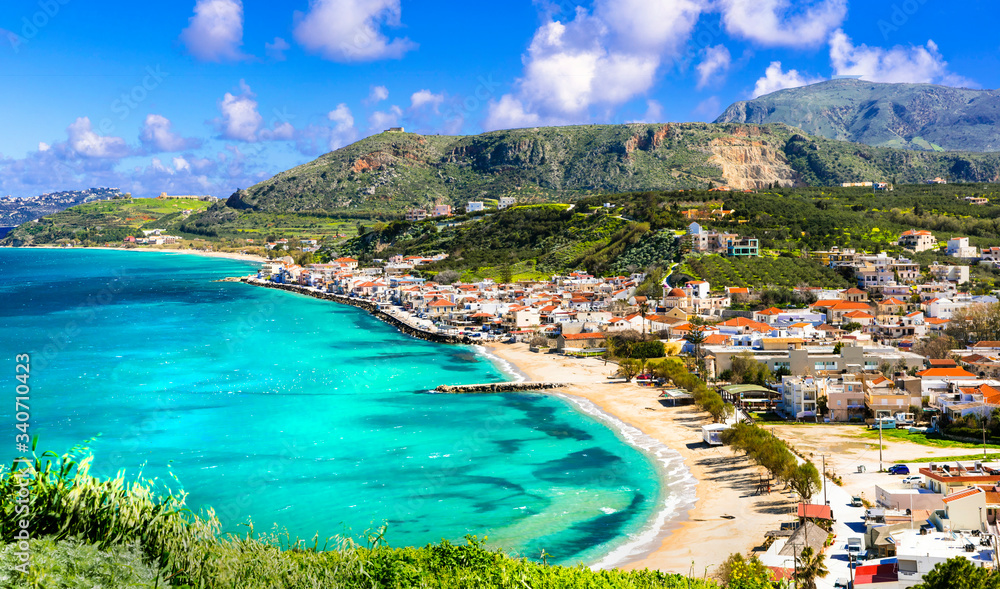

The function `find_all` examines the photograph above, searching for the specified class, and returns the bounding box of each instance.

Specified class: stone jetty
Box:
[434,382,566,393]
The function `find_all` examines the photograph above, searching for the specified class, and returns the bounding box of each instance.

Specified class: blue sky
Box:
[0,0,997,198]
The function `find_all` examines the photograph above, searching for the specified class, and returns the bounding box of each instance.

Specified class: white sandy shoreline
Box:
[8,244,267,264]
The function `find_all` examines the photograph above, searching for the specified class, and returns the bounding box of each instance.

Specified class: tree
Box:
[794,546,828,589]
[789,462,822,504]
[686,325,706,374]
[913,335,957,360]
[915,556,1000,589]
[617,359,641,382]
[717,553,773,589]
[436,270,461,285]
[638,301,650,337]
[842,321,863,333]
[817,397,828,418]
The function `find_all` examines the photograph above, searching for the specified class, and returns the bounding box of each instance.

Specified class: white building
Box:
[497,196,516,210]
[466,201,485,213]
[897,229,937,252]
[780,375,827,420]
[947,236,978,258]
[929,263,970,284]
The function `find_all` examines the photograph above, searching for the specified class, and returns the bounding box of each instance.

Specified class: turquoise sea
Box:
[0,248,690,566]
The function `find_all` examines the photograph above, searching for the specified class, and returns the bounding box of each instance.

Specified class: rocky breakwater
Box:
[435,382,566,394]
[239,278,470,345]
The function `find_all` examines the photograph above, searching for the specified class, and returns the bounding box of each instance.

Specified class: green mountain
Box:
[715,79,1000,152]
[224,122,1000,217]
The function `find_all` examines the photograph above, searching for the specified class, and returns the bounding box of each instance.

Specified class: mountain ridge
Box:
[715,79,1000,152]
[224,121,1000,215]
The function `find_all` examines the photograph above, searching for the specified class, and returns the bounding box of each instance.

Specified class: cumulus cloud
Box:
[66,117,131,159]
[751,61,823,97]
[485,0,703,130]
[179,0,248,62]
[213,81,299,142]
[216,81,263,141]
[365,85,389,105]
[140,114,202,152]
[829,30,974,86]
[369,105,403,130]
[696,45,731,90]
[327,104,358,149]
[293,0,417,62]
[410,89,445,113]
[719,0,846,48]
[265,37,290,61]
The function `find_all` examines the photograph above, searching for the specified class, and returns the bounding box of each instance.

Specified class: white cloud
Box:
[215,81,263,142]
[260,122,295,141]
[485,0,703,130]
[719,0,846,48]
[368,105,403,130]
[173,156,191,172]
[365,85,389,105]
[179,0,248,62]
[293,0,417,62]
[327,103,358,149]
[265,37,290,61]
[751,61,823,97]
[66,117,131,159]
[38,142,50,152]
[696,45,731,90]
[484,95,541,131]
[627,99,664,123]
[829,29,974,86]
[140,114,201,152]
[410,89,445,113]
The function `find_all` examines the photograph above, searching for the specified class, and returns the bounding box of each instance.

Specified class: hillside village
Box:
[235,216,1000,585]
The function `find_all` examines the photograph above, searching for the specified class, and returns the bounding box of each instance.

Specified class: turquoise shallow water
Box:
[0,248,669,565]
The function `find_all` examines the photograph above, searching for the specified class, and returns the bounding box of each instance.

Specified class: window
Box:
[814,361,837,371]
[837,400,842,406]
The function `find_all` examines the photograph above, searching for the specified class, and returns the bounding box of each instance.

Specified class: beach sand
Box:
[485,343,795,577]
[22,245,267,264]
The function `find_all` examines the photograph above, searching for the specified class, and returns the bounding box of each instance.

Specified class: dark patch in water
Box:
[503,399,593,441]
[450,351,480,364]
[531,493,645,562]
[532,447,624,485]
[493,439,523,454]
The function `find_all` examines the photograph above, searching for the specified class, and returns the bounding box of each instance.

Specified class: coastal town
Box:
[231,218,1000,588]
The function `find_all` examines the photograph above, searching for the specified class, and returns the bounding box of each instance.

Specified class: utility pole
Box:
[822,454,829,505]
[879,417,884,472]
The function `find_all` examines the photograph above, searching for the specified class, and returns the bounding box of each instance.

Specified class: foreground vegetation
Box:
[1,445,718,588]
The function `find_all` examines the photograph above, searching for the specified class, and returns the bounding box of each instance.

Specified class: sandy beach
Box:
[485,343,795,577]
[20,245,267,264]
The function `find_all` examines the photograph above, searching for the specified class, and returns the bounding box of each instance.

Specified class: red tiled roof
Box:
[916,368,976,378]
[943,487,982,503]
[561,333,606,340]
[797,503,833,520]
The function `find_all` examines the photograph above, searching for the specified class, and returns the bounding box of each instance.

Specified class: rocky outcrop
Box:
[707,136,804,190]
[435,382,565,393]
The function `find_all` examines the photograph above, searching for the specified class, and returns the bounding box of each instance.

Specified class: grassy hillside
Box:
[716,79,1000,152]
[0,447,717,588]
[225,122,1000,218]
[1,197,213,246]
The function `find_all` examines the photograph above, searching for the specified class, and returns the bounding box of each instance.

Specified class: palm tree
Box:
[638,301,650,337]
[794,546,828,589]
[686,325,706,375]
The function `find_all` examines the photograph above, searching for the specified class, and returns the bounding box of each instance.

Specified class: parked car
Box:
[847,537,863,559]
[888,464,910,475]
[850,496,863,507]
[902,475,923,487]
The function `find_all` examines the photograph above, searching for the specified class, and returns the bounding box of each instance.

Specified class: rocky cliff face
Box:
[708,136,803,189]
[226,121,1000,214]
[716,79,1000,152]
